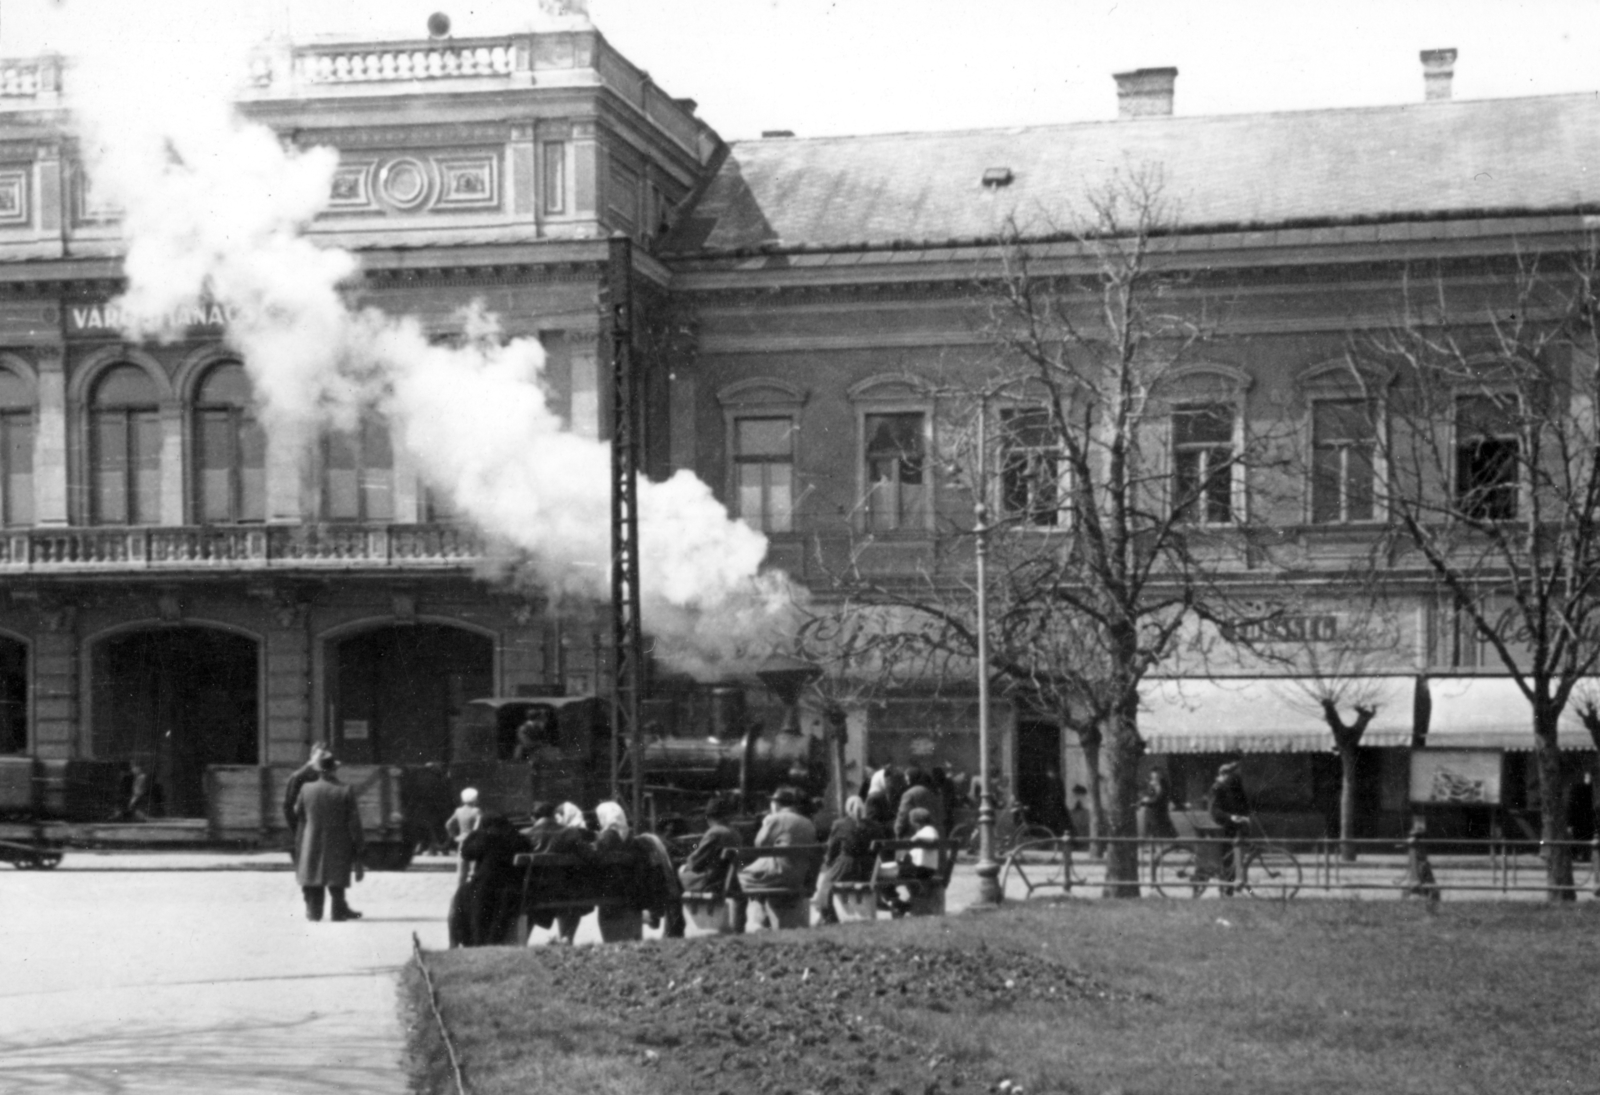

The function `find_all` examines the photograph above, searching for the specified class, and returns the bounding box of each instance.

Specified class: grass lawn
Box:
[406,899,1600,1095]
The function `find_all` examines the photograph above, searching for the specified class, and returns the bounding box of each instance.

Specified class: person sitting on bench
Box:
[737,785,817,893]
[678,794,744,895]
[812,794,888,925]
[522,800,595,944]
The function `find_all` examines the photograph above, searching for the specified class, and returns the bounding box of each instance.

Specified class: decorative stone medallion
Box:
[378,157,431,209]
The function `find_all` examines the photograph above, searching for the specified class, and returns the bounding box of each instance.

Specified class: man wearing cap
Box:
[294,753,366,922]
[736,785,817,895]
[1209,761,1251,896]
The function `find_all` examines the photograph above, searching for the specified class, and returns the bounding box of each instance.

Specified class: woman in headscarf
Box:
[812,794,888,925]
[555,801,587,832]
[523,800,594,944]
[594,801,630,848]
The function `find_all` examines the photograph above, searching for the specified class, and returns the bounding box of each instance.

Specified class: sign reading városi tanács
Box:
[65,300,242,339]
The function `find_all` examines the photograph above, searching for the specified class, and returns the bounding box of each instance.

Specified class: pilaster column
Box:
[33,346,67,525]
[159,405,184,525]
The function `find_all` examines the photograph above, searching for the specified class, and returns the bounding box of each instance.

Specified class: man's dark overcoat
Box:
[295,776,365,888]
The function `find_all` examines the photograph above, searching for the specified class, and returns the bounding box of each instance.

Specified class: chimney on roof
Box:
[1113,67,1177,119]
[1421,48,1457,101]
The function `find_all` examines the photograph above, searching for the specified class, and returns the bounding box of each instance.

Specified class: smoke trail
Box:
[45,0,800,676]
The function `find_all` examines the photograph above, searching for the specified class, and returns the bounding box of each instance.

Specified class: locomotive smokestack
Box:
[756,656,822,737]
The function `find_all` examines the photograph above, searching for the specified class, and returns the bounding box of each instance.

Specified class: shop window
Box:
[193,362,264,524]
[864,411,929,532]
[0,369,32,528]
[999,407,1065,527]
[1310,398,1377,524]
[90,364,161,526]
[1172,402,1236,524]
[1455,394,1519,520]
[733,415,795,533]
[323,418,394,522]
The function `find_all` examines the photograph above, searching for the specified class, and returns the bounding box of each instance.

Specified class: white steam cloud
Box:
[41,1,799,676]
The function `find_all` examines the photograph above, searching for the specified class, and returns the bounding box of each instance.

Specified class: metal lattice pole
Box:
[605,235,645,826]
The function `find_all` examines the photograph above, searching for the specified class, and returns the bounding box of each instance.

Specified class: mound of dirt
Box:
[536,935,1135,1095]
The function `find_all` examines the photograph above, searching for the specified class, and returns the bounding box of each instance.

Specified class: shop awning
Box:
[1140,677,1418,754]
[1420,677,1598,751]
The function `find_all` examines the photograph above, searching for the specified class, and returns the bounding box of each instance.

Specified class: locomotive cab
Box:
[450,696,605,817]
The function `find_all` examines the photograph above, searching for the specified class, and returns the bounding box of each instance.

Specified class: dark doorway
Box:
[1015,719,1069,833]
[0,636,25,753]
[92,628,259,817]
[329,624,493,765]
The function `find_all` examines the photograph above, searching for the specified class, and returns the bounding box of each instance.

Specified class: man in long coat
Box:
[295,755,366,922]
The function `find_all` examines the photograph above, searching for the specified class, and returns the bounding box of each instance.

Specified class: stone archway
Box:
[91,627,259,817]
[327,624,493,766]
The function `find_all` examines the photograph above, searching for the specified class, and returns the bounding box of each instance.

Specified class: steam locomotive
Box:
[444,678,831,833]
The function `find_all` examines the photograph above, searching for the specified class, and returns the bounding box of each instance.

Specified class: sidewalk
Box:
[0,850,461,1095]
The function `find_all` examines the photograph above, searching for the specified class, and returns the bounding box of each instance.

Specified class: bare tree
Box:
[1266,593,1412,861]
[822,166,1287,895]
[1346,241,1600,899]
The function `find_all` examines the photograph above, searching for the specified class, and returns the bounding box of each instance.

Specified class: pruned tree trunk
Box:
[1322,701,1374,863]
[1100,700,1143,898]
[1533,713,1575,902]
[1072,718,1105,859]
[1337,745,1359,862]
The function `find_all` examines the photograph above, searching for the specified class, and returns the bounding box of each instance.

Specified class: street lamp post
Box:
[974,396,1003,905]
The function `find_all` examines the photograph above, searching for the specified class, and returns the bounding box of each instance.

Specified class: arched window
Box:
[90,365,161,525]
[324,418,394,522]
[193,363,265,523]
[0,369,33,527]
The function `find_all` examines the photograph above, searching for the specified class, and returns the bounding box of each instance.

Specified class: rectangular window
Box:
[1455,395,1519,520]
[360,420,394,521]
[864,412,928,532]
[424,486,458,523]
[733,416,795,533]
[196,411,266,523]
[543,141,566,214]
[1,412,31,527]
[1310,399,1376,524]
[324,419,394,522]
[1000,407,1064,527]
[1172,403,1236,524]
[92,409,159,525]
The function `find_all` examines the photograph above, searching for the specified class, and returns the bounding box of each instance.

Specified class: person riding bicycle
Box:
[1208,761,1251,895]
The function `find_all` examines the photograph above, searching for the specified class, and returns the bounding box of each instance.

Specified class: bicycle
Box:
[1151,817,1301,899]
[949,803,1057,861]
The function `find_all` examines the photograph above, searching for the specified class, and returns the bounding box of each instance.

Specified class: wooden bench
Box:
[514,849,646,943]
[832,838,960,922]
[686,843,824,932]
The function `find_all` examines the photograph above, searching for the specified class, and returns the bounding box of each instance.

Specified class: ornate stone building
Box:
[0,19,717,816]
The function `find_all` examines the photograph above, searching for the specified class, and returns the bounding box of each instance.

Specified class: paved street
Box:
[0,851,463,1095]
